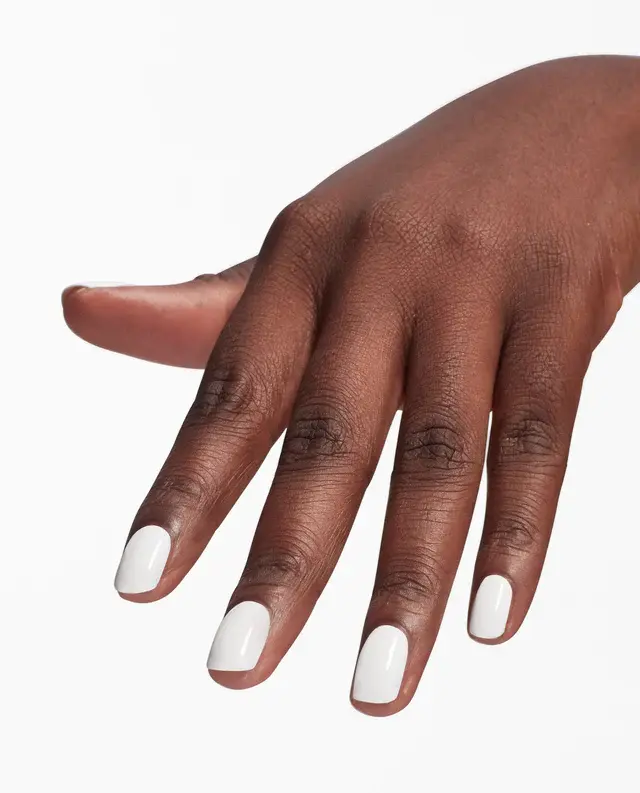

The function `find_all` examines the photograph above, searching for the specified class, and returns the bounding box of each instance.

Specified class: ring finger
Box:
[350,302,503,715]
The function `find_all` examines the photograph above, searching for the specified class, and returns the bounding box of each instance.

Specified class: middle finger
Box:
[206,256,409,686]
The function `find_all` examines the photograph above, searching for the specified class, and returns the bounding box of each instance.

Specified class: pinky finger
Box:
[468,318,591,644]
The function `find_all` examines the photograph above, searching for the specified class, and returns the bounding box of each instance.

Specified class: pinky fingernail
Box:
[469,575,513,640]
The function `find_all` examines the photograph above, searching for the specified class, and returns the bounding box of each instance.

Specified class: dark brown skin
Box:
[63,55,640,716]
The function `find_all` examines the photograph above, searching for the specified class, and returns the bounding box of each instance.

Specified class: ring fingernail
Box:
[469,575,513,639]
[207,602,271,672]
[114,525,171,594]
[352,625,408,704]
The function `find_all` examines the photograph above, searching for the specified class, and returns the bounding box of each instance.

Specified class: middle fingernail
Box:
[207,601,271,672]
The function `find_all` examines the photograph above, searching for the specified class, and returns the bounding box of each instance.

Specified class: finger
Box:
[351,306,502,716]
[467,309,590,644]
[114,200,348,601]
[205,263,406,689]
[113,198,353,601]
[61,258,254,367]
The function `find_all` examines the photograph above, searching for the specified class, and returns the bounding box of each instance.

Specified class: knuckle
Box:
[431,209,502,264]
[358,198,502,265]
[147,463,212,511]
[397,414,480,478]
[482,510,541,558]
[241,530,322,591]
[351,194,508,286]
[518,229,574,276]
[372,547,447,609]
[509,229,578,307]
[494,407,565,467]
[269,195,343,250]
[262,195,344,306]
[280,400,367,473]
[358,196,423,247]
[283,415,346,459]
[186,363,272,430]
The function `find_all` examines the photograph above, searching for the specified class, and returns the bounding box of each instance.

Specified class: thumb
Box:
[61,258,255,368]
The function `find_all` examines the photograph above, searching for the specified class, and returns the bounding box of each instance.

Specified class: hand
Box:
[63,55,640,716]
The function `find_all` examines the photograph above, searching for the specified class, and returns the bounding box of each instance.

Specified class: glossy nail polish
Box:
[469,575,513,639]
[207,602,270,672]
[114,525,171,594]
[352,625,408,704]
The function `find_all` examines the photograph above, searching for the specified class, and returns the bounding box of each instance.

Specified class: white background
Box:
[2,1,640,790]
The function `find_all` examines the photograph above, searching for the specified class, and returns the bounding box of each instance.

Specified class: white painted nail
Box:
[352,625,408,704]
[114,525,171,594]
[469,575,513,639]
[207,602,270,672]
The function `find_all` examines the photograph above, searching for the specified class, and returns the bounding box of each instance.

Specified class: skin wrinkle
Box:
[75,55,640,715]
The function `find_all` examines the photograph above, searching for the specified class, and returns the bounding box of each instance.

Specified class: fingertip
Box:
[61,283,127,336]
[114,565,186,604]
[60,284,87,329]
[116,589,169,604]
[467,620,522,645]
[349,694,410,717]
[207,667,271,691]
[61,282,129,310]
[467,631,506,646]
